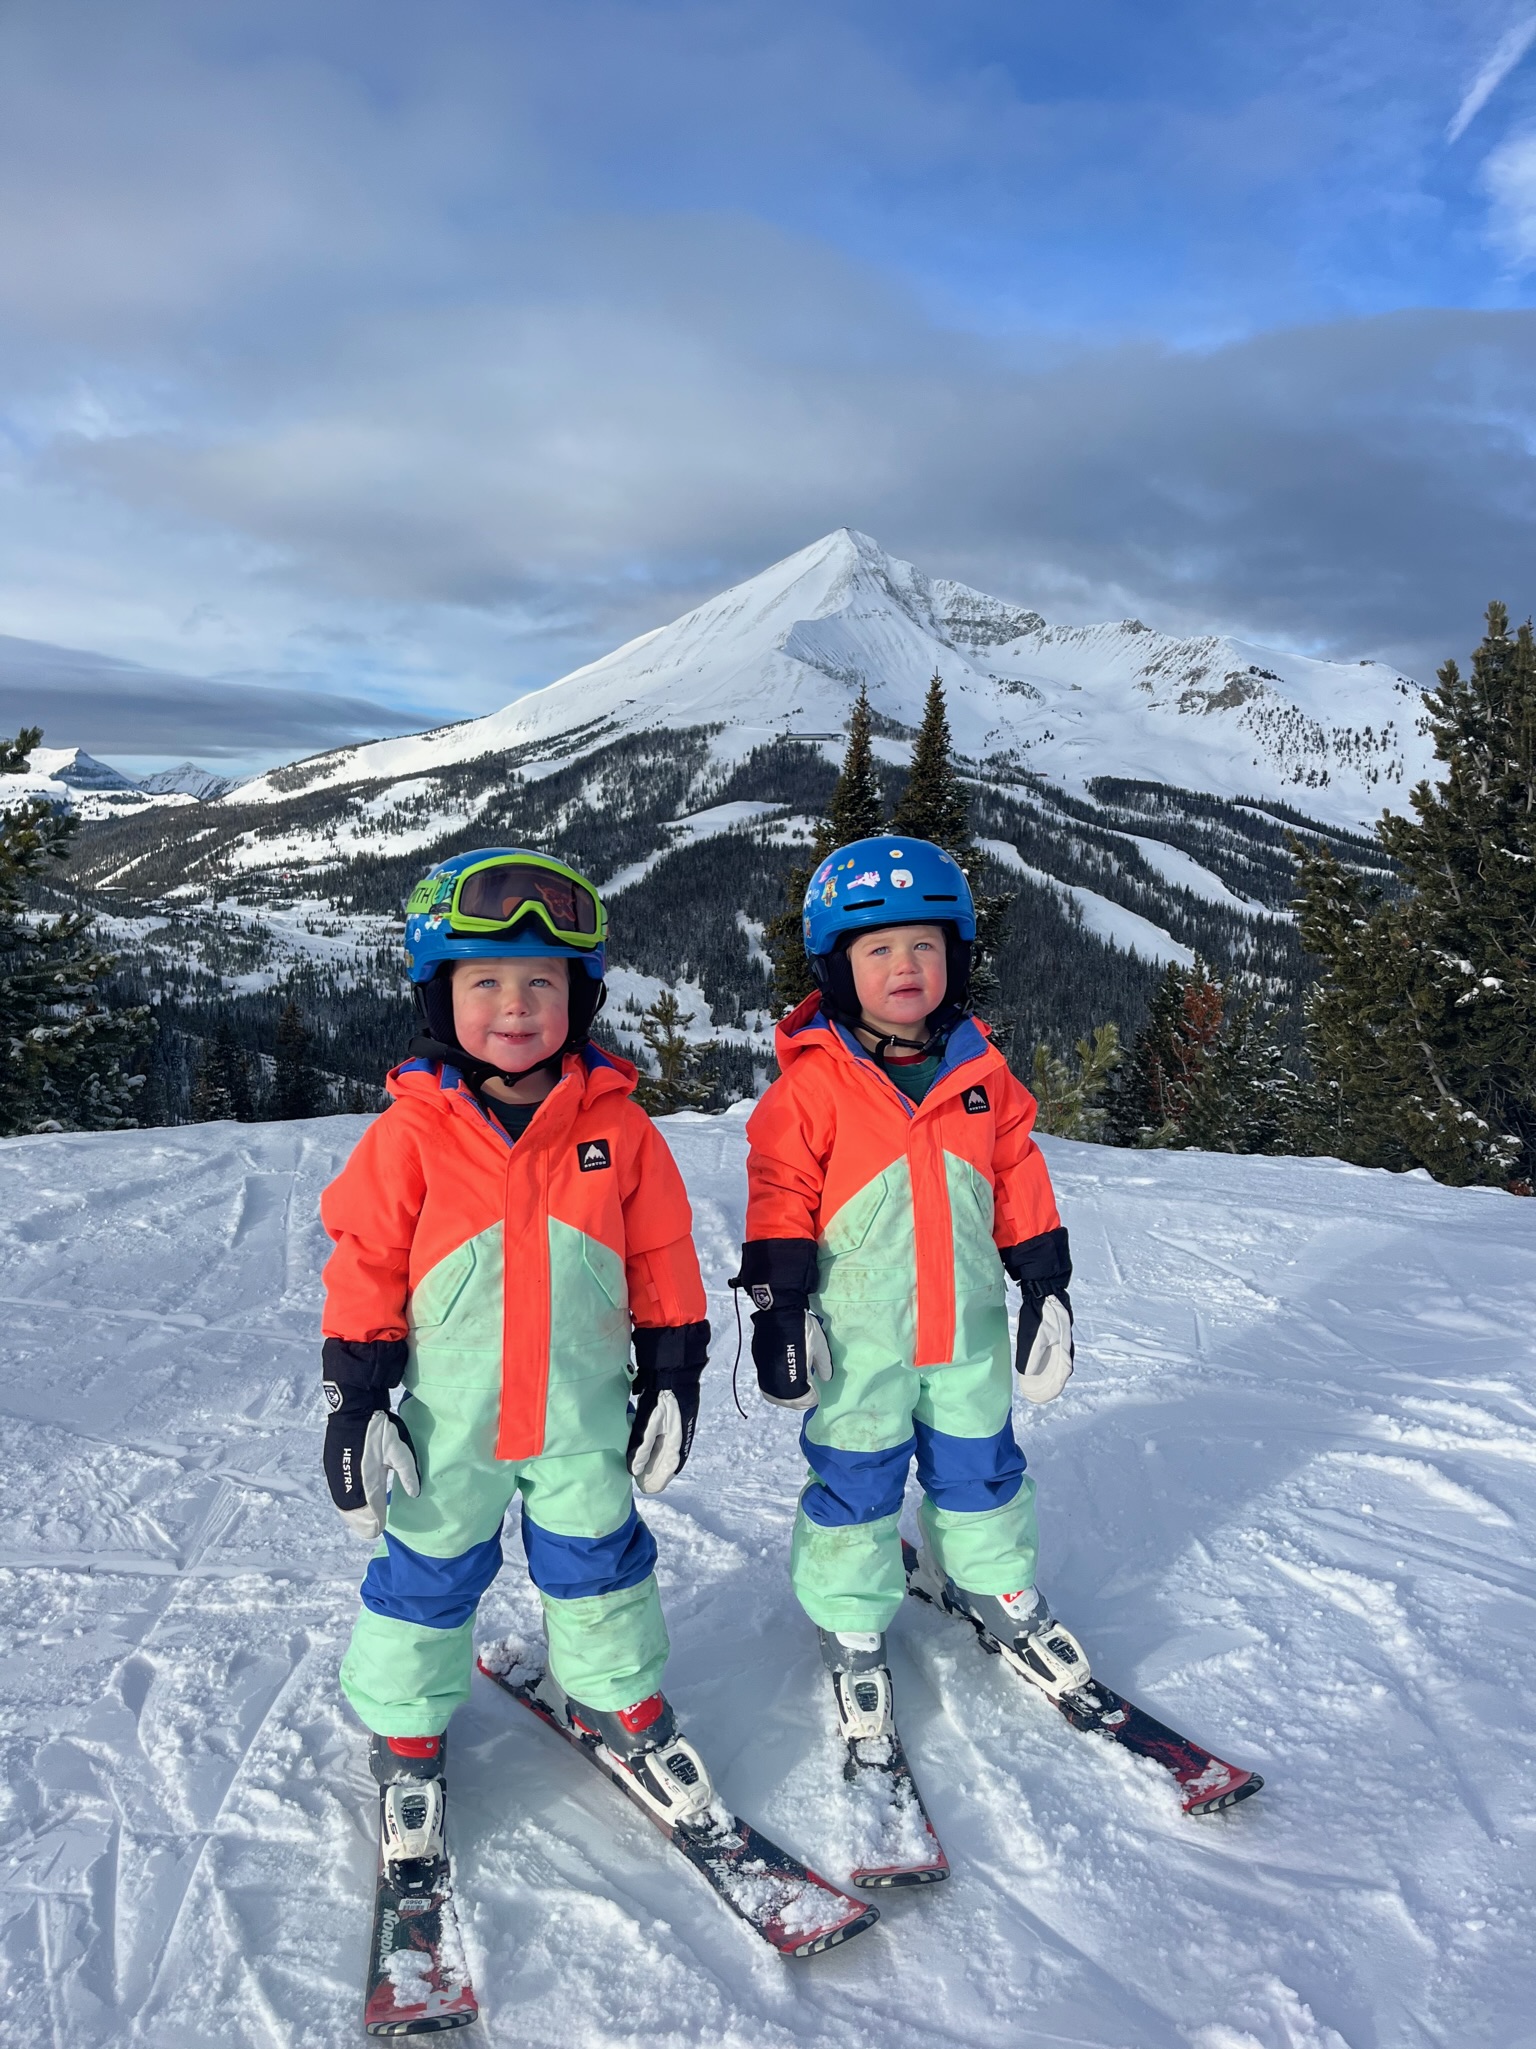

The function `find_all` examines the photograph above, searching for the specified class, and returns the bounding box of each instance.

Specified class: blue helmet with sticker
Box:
[801,835,978,1036]
[402,847,608,1070]
[802,836,976,956]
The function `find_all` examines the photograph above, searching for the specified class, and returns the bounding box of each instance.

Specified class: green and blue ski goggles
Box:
[404,851,607,972]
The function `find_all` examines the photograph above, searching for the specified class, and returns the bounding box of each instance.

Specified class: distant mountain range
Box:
[27,530,1409,1107]
[15,746,240,813]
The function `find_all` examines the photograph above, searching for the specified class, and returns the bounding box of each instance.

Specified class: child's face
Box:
[451,956,570,1069]
[846,923,947,1038]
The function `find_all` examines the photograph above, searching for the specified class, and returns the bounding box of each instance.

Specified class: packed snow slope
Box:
[3,1115,1533,2049]
[233,530,1429,832]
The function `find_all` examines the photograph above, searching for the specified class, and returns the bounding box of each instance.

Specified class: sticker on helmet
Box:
[821,876,838,905]
[890,869,914,888]
[852,869,880,887]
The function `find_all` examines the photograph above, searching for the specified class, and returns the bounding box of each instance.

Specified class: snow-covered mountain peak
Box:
[229,530,1433,829]
[25,745,141,792]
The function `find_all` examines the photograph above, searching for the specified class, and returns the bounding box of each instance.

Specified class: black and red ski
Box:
[362,1808,478,2036]
[902,1540,1262,1817]
[840,1729,949,1889]
[476,1645,879,1958]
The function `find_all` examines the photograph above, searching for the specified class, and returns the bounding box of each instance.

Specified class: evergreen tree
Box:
[137,1015,194,1128]
[189,1015,256,1123]
[1295,601,1536,1188]
[1030,1023,1122,1139]
[1105,956,1297,1154]
[272,998,324,1118]
[888,671,1015,1032]
[766,685,887,1011]
[0,726,149,1135]
[632,989,714,1115]
[889,672,971,849]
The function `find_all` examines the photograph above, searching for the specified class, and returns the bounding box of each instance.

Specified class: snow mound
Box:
[1,1116,1532,2046]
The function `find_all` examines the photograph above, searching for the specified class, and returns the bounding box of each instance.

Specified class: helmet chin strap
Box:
[406,1031,568,1094]
[862,1027,933,1067]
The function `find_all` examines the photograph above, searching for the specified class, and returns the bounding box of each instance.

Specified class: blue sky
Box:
[2,0,1536,767]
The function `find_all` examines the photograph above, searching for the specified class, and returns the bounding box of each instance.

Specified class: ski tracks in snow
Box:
[2,1118,1535,2047]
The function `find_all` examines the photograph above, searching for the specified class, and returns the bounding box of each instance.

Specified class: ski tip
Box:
[779,1901,882,1956]
[850,1858,950,1890]
[364,2011,479,2037]
[1183,1769,1264,1816]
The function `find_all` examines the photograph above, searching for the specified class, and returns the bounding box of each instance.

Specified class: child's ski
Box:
[476,1645,879,1958]
[902,1540,1262,1817]
[840,1729,949,1889]
[362,1800,479,2037]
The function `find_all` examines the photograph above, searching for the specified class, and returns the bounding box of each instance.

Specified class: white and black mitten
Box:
[1001,1228,1075,1404]
[627,1320,711,1495]
[322,1337,420,1540]
[730,1239,834,1411]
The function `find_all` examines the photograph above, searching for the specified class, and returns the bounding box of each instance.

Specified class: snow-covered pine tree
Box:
[1295,602,1536,1189]
[888,671,1014,1032]
[1105,956,1296,1153]
[632,988,714,1115]
[766,684,886,1011]
[0,726,149,1135]
[272,998,324,1119]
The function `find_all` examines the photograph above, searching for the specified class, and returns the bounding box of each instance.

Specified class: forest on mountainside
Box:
[21,605,1520,1190]
[9,703,1396,1130]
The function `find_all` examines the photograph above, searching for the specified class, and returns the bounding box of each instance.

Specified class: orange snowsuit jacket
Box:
[321,1047,707,1460]
[745,996,1061,1368]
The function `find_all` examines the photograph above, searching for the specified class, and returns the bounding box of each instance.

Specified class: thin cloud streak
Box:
[1447,13,1536,142]
[0,633,433,760]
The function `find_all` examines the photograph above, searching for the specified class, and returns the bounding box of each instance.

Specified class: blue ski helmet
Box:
[802,835,977,1027]
[403,847,608,1054]
[803,836,976,954]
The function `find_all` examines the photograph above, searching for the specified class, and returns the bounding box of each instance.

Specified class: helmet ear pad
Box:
[811,925,973,1029]
[416,971,458,1046]
[565,964,606,1046]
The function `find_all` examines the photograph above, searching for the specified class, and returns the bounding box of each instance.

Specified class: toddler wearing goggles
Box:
[318,849,716,1864]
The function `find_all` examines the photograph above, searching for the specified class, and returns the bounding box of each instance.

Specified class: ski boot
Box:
[932,1574,1091,1700]
[370,1732,448,1871]
[819,1629,896,1749]
[559,1689,717,1831]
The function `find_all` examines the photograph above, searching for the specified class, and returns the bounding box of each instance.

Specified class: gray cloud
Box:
[54,239,1536,681]
[2,0,1535,737]
[0,635,431,759]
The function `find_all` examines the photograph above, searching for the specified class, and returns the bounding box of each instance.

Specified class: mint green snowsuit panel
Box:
[790,1150,1038,1634]
[340,1219,668,1734]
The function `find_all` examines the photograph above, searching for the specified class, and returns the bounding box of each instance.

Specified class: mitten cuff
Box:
[1000,1226,1072,1291]
[632,1320,711,1381]
[730,1237,819,1309]
[322,1336,409,1392]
